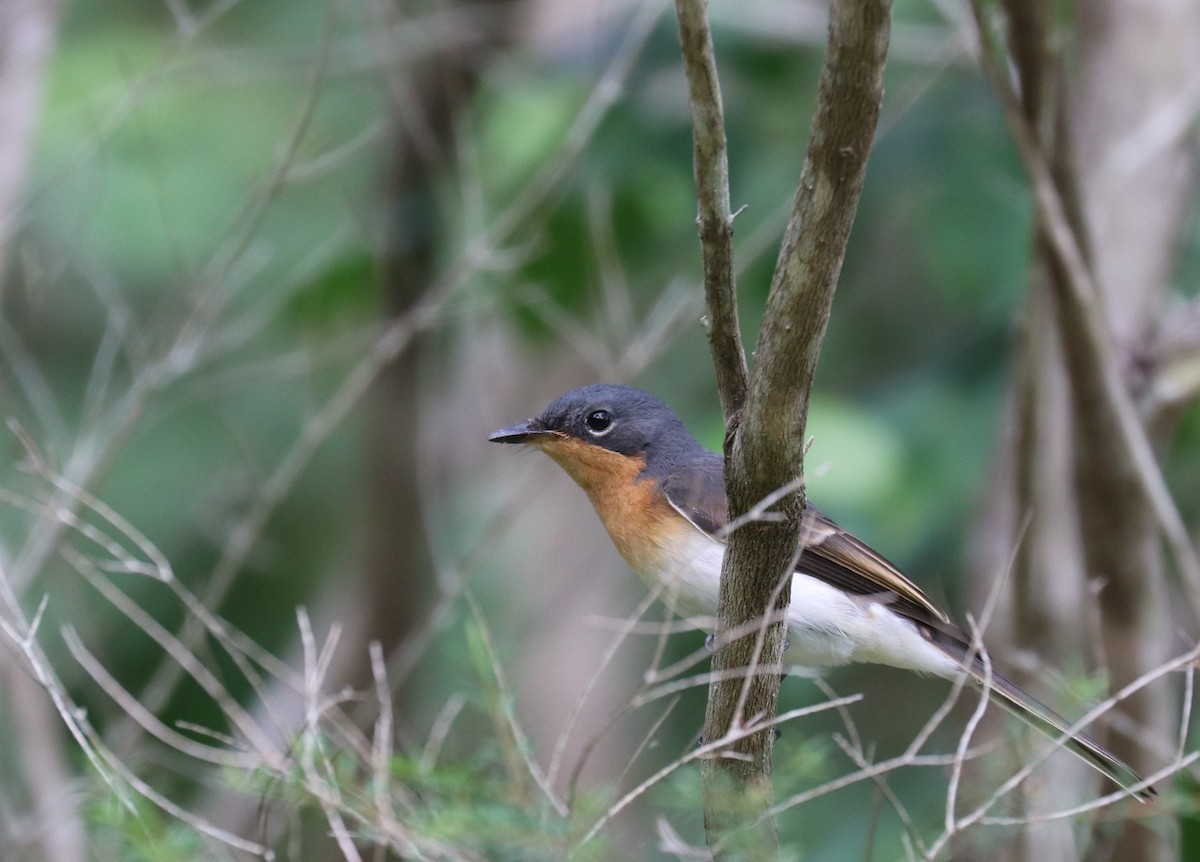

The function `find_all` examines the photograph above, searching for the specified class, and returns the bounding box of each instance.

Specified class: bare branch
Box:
[64,551,286,769]
[680,0,891,853]
[744,0,890,464]
[123,4,664,735]
[924,642,1200,856]
[674,0,749,417]
[971,0,1200,619]
[63,628,258,769]
[570,693,863,856]
[463,592,567,817]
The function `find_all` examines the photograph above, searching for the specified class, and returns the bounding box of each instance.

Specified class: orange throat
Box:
[535,437,676,574]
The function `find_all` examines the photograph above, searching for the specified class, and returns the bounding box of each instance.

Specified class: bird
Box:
[489,382,1153,801]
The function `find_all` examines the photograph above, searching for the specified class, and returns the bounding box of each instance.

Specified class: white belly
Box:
[633,527,958,677]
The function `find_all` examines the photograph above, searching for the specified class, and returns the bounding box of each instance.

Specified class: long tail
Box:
[931,633,1155,802]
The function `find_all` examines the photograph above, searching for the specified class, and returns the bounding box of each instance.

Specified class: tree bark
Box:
[1063,4,1198,860]
[676,0,892,855]
[973,1,1199,859]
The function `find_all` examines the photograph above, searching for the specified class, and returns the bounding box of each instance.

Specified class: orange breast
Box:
[536,436,678,575]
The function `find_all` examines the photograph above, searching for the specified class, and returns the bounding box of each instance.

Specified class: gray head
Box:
[489,384,710,477]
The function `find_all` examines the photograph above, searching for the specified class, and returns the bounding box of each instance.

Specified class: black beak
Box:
[488,419,552,444]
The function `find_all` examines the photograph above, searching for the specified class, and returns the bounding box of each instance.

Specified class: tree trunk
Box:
[975,1,1199,859]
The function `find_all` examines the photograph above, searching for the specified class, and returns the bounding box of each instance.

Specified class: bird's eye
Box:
[585,410,613,435]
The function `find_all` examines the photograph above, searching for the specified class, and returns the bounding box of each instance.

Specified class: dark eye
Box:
[585,409,613,435]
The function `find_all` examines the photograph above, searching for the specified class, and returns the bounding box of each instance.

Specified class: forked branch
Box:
[674,0,892,855]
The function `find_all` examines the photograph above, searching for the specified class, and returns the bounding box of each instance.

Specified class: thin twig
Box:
[683,0,892,852]
[978,754,1199,827]
[831,735,929,860]
[546,587,662,787]
[463,591,568,816]
[130,0,664,727]
[568,693,863,856]
[420,694,466,775]
[674,0,748,417]
[64,550,285,769]
[923,642,1200,857]
[63,627,258,768]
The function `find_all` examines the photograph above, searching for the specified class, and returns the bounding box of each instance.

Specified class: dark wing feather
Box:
[660,453,728,537]
[660,462,1153,800]
[796,507,949,625]
[659,463,1154,800]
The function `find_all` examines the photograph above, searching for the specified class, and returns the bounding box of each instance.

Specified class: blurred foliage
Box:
[1,0,1196,859]
[87,794,207,862]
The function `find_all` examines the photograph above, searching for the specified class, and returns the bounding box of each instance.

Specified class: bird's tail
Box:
[930,632,1155,802]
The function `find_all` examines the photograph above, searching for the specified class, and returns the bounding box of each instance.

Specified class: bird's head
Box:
[489,384,708,487]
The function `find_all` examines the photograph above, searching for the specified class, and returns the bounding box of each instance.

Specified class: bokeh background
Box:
[1,0,1198,859]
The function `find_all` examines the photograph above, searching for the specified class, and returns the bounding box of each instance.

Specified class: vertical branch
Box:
[742,0,891,468]
[973,2,1199,859]
[0,0,61,291]
[675,0,892,855]
[1061,4,1198,860]
[674,0,748,420]
[984,8,1095,859]
[0,4,81,861]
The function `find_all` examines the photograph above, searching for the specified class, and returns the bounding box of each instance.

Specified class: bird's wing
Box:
[662,460,948,626]
[795,509,949,624]
[661,461,1154,801]
[660,454,729,538]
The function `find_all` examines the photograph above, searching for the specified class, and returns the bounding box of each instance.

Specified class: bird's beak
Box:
[488,419,554,444]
